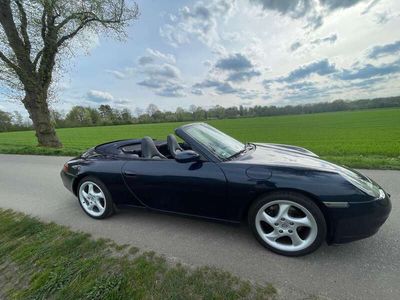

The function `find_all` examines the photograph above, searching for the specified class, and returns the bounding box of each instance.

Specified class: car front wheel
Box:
[78,176,114,219]
[248,192,326,256]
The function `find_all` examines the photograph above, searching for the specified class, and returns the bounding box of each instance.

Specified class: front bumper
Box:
[329,190,392,244]
[60,170,75,194]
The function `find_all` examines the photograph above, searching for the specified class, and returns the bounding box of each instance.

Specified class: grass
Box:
[0,209,276,299]
[0,108,399,169]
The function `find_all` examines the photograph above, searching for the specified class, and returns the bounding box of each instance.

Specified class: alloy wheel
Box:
[79,181,106,217]
[255,200,318,252]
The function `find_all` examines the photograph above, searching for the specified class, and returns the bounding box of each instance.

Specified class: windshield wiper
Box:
[227,143,253,160]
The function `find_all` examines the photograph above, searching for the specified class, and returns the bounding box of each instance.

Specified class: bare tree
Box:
[146,103,159,117]
[0,0,139,147]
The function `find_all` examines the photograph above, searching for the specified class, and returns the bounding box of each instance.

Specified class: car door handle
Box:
[124,171,137,177]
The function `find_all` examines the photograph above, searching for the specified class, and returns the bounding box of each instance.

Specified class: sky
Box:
[1,0,400,115]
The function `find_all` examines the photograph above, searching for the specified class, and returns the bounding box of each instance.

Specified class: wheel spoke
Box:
[290,231,304,246]
[265,230,280,242]
[276,203,290,220]
[81,190,89,200]
[93,191,103,198]
[95,199,104,211]
[88,183,95,195]
[292,217,312,228]
[259,211,277,226]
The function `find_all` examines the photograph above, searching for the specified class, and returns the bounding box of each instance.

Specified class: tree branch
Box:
[0,49,18,70]
[40,9,46,40]
[0,0,34,78]
[56,18,95,47]
[57,20,90,47]
[55,1,138,47]
[56,15,131,47]
[33,49,43,67]
[14,0,30,53]
[36,1,58,84]
[56,11,96,30]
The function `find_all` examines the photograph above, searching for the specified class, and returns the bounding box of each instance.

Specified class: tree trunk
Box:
[23,91,62,148]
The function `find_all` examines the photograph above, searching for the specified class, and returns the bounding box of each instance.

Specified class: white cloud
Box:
[142,63,181,79]
[138,48,176,65]
[249,0,372,29]
[290,41,303,52]
[159,24,190,48]
[367,40,400,59]
[86,90,114,103]
[105,68,134,80]
[136,50,186,98]
[138,56,154,66]
[361,0,381,15]
[85,91,134,108]
[160,0,236,47]
[191,88,204,95]
[192,51,263,99]
[311,33,338,45]
[106,70,127,80]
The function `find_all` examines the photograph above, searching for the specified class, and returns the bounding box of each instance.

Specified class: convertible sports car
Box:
[61,123,392,256]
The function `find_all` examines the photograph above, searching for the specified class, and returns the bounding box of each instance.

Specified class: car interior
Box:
[120,134,188,159]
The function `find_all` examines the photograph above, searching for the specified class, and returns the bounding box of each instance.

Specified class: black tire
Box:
[77,176,114,219]
[248,191,326,256]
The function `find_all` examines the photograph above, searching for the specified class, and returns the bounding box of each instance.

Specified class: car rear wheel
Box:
[248,192,326,256]
[78,176,114,219]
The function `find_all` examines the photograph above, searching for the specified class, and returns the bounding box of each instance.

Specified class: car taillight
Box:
[63,163,69,172]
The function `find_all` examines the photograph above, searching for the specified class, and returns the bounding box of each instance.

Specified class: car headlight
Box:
[339,169,381,198]
[378,189,386,199]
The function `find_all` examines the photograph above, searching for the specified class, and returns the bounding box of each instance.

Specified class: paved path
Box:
[0,154,398,299]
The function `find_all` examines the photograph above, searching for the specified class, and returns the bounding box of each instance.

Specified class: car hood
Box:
[235,143,344,173]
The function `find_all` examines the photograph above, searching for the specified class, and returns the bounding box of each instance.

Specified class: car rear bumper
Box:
[329,191,392,244]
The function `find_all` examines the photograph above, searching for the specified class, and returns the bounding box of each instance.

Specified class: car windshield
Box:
[183,124,245,160]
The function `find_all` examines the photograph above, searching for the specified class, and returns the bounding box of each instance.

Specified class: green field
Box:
[0,108,399,169]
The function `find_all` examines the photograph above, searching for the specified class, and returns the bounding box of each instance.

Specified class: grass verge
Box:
[0,145,82,157]
[0,209,276,299]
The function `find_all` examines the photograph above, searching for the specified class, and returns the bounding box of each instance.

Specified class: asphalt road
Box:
[0,154,398,299]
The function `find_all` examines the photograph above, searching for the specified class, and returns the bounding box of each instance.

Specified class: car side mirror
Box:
[175,150,200,163]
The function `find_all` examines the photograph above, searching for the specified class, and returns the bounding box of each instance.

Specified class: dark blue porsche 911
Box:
[61,123,391,256]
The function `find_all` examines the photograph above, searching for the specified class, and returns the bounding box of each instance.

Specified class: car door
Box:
[122,158,229,220]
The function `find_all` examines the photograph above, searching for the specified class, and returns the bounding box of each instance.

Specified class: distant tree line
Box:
[0,96,399,132]
[0,110,30,132]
